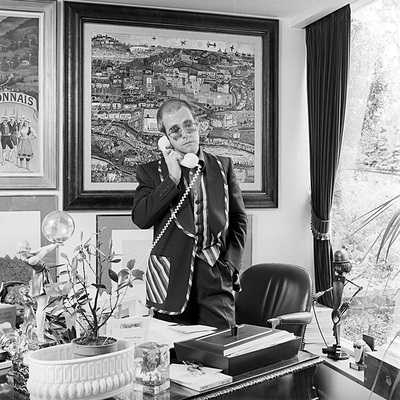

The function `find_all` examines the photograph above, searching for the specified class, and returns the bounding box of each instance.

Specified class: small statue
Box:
[16,241,59,343]
[350,339,372,370]
[18,286,36,339]
[353,339,372,364]
[323,248,363,360]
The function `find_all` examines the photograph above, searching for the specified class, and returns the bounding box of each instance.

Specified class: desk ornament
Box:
[17,210,75,343]
[134,341,170,395]
[322,248,363,360]
[349,338,372,370]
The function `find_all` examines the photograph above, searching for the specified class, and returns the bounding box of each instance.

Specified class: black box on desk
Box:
[174,324,301,376]
[364,347,400,400]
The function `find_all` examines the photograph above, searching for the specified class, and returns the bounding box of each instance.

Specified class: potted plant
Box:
[45,230,144,356]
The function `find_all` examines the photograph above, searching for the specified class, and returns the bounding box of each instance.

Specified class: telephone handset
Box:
[158,136,199,169]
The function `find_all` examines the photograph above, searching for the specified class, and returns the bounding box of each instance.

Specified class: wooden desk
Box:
[0,351,321,400]
[167,351,321,400]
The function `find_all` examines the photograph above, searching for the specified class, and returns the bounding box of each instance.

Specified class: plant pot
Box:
[71,336,118,357]
[27,340,135,400]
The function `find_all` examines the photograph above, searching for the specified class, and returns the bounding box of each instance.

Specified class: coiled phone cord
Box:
[132,164,202,273]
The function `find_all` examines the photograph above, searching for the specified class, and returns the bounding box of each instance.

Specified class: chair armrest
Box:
[267,311,313,329]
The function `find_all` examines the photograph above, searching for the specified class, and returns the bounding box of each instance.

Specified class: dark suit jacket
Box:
[132,151,247,315]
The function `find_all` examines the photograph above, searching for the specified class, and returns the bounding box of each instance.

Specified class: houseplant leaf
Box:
[108,269,118,283]
[377,208,400,261]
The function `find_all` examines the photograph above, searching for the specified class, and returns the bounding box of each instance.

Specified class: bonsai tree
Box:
[45,231,144,343]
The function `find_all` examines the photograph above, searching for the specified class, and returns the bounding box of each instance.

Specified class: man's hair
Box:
[157,99,195,133]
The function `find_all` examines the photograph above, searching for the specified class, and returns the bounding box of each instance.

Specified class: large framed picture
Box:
[0,0,57,189]
[64,2,278,210]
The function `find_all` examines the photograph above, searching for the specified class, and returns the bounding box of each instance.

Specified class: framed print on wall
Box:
[96,214,153,291]
[64,2,278,210]
[0,195,58,281]
[0,0,57,189]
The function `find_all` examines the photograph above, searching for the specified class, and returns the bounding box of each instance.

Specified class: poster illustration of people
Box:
[0,13,40,176]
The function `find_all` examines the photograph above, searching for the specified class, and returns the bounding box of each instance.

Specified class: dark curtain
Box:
[306,5,351,307]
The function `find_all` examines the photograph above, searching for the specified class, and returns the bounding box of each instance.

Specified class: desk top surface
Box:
[0,350,321,400]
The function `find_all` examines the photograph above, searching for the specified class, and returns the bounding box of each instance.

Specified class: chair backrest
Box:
[235,263,312,340]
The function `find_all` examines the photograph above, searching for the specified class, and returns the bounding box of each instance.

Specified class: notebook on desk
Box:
[170,364,232,392]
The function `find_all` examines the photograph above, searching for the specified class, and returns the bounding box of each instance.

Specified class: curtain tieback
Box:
[311,207,330,241]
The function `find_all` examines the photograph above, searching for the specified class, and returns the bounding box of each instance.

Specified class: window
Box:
[332,0,400,348]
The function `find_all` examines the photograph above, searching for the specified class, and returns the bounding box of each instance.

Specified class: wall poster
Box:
[0,0,56,189]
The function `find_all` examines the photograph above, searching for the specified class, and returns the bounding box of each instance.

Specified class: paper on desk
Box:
[225,330,295,357]
[147,318,216,348]
[170,324,217,334]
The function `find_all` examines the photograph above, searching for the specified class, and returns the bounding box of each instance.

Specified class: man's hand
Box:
[162,147,182,183]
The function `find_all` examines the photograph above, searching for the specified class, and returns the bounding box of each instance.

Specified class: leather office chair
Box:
[235,263,313,349]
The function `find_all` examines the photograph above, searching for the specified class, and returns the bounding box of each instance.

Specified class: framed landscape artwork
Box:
[64,2,278,210]
[0,195,58,281]
[0,0,57,189]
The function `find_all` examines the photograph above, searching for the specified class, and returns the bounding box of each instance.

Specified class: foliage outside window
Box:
[332,0,400,348]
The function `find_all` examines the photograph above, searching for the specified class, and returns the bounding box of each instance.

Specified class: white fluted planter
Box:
[27,340,135,400]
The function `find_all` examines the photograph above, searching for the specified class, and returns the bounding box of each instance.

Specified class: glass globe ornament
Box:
[41,211,75,244]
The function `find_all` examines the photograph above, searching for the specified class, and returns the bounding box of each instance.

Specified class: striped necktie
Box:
[190,168,221,266]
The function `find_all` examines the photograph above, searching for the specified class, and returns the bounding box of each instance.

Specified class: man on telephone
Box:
[132,99,247,329]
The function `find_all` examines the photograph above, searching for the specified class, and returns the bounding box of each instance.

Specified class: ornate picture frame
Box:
[0,0,57,189]
[64,2,278,210]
